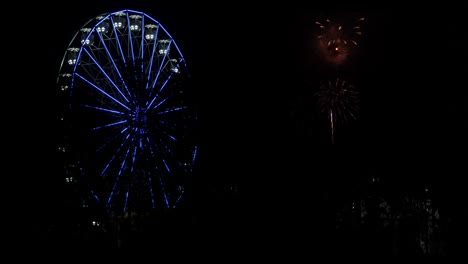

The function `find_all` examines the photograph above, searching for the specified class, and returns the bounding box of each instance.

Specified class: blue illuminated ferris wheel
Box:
[56,9,198,215]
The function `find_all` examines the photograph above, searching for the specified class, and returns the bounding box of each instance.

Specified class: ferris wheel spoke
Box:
[148,177,155,209]
[158,137,176,157]
[157,105,187,115]
[123,19,137,64]
[92,31,132,99]
[81,48,131,103]
[150,40,172,89]
[155,64,179,95]
[190,146,198,172]
[155,138,186,207]
[143,142,170,206]
[91,119,128,131]
[149,90,185,112]
[75,72,130,111]
[98,133,131,176]
[145,38,159,90]
[160,158,172,207]
[147,74,176,109]
[99,15,128,66]
[138,16,146,61]
[149,95,167,110]
[122,191,130,213]
[106,143,132,207]
[81,103,125,115]
[144,136,171,164]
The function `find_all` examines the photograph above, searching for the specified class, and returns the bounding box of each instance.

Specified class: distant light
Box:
[114,21,124,28]
[96,21,110,33]
[68,59,76,65]
[65,176,75,183]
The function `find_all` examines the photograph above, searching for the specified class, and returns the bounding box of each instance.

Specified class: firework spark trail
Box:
[315,78,360,143]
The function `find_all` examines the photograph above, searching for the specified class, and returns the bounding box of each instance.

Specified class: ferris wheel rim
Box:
[56,8,198,215]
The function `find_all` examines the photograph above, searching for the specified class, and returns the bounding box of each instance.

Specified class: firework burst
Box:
[315,15,365,65]
[315,78,360,143]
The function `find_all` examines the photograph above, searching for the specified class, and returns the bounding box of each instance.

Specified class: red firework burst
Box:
[315,15,365,65]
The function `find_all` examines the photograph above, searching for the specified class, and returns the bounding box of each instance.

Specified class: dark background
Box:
[11,0,466,256]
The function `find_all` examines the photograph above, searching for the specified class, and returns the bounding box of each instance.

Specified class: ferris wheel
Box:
[56,9,198,215]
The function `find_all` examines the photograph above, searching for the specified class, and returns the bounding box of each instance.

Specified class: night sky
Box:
[15,0,466,255]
